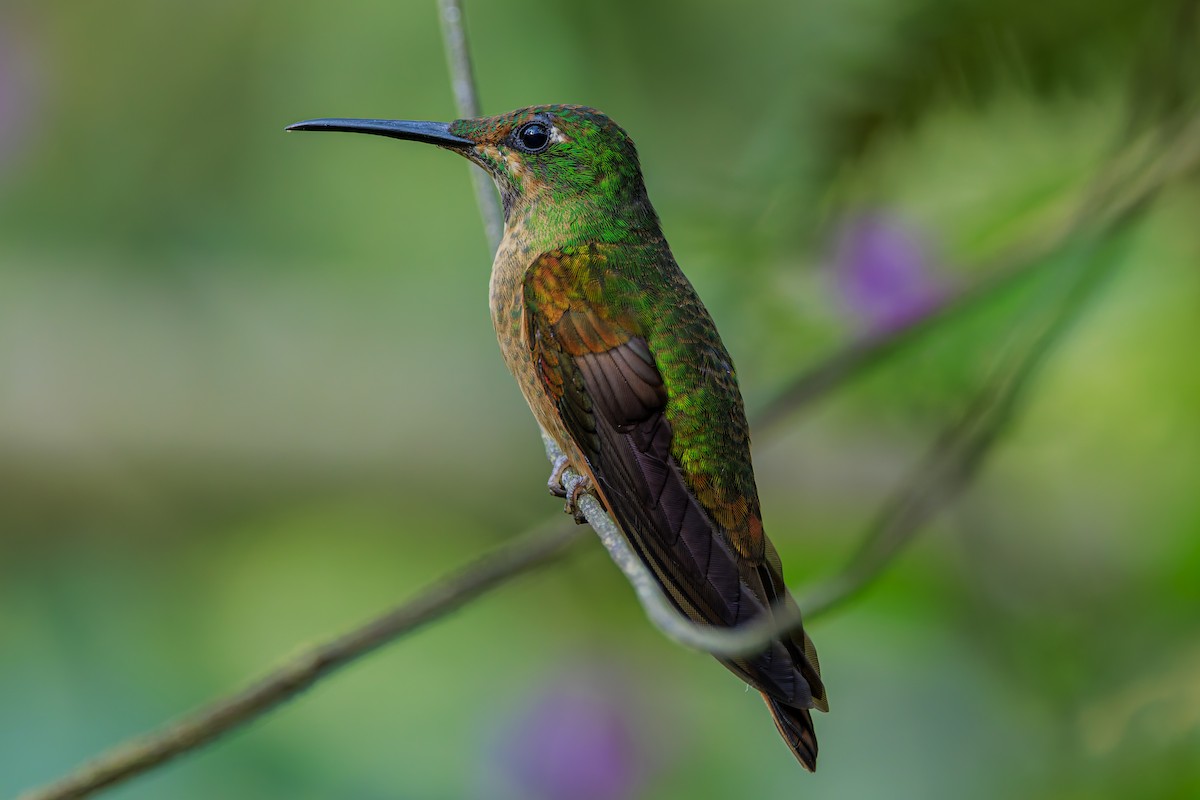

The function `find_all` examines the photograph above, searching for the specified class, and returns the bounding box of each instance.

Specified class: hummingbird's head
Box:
[288,105,655,228]
[447,105,646,211]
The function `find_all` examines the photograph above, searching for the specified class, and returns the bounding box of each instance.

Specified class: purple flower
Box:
[832,212,946,333]
[486,667,656,800]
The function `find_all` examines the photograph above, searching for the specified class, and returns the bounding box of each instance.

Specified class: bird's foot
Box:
[547,454,593,524]
[563,472,594,525]
[547,453,571,498]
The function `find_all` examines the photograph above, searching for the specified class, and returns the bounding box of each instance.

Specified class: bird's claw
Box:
[563,473,593,525]
[547,454,593,524]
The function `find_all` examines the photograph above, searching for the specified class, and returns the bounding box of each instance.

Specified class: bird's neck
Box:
[501,188,661,255]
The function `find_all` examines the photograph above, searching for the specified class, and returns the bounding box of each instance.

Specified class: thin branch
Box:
[789,77,1200,621]
[752,240,1043,429]
[799,233,1131,618]
[17,519,587,800]
[437,0,504,252]
[751,132,1170,428]
[542,432,808,657]
[755,42,1200,430]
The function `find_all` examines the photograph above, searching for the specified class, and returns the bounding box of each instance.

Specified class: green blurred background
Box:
[2,0,1198,798]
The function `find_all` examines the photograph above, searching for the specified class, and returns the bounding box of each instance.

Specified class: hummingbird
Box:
[286,105,829,769]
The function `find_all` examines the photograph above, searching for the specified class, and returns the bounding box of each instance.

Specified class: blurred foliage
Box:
[1,0,1198,798]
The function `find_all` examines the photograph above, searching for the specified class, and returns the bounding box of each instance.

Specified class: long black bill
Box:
[285,118,473,149]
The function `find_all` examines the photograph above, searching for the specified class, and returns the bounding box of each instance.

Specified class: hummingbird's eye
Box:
[515,122,551,153]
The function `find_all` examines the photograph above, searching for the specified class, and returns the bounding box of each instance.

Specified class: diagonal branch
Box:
[543,432,809,656]
[752,241,1043,430]
[799,231,1133,619]
[16,519,587,800]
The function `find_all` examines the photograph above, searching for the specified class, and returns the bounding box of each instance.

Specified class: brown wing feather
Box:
[525,247,826,768]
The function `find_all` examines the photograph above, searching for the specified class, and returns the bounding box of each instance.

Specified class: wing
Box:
[524,245,827,718]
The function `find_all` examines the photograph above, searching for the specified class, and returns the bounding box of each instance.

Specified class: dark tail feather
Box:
[763,694,819,771]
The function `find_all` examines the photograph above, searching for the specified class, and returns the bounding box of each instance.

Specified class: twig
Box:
[799,234,1131,618]
[16,519,587,800]
[789,69,1200,620]
[752,241,1043,429]
[752,134,1147,429]
[756,29,1200,431]
[437,0,503,252]
[542,433,808,657]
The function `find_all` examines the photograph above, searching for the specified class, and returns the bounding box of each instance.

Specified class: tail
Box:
[763,695,819,771]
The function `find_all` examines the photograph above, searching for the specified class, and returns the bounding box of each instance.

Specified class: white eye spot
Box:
[549,125,568,144]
